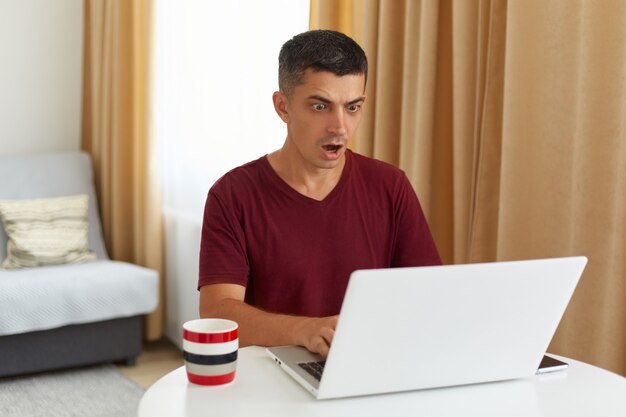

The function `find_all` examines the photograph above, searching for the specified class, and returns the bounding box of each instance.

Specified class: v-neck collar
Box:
[261,150,353,206]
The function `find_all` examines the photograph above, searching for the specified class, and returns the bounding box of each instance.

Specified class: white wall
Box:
[0,0,83,156]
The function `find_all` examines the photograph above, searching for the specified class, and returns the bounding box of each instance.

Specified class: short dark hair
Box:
[278,30,368,96]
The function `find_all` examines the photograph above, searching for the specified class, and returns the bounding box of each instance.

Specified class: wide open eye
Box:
[347,104,361,113]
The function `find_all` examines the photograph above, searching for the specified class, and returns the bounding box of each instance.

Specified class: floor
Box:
[116,338,184,389]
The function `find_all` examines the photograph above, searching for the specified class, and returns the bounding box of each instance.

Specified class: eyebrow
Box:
[308,95,366,105]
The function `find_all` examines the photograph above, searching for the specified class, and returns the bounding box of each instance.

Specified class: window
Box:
[151,0,310,343]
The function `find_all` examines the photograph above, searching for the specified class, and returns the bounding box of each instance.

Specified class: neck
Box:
[267,147,347,201]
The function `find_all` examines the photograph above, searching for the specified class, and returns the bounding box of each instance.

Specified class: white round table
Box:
[138,346,626,417]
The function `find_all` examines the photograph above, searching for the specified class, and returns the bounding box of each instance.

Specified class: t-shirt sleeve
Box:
[391,174,442,267]
[197,187,249,289]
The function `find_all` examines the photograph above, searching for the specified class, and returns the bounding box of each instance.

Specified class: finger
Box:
[311,328,333,355]
[314,327,335,359]
[322,326,335,346]
[314,339,330,359]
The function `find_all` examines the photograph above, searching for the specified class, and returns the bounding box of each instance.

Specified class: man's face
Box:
[275,68,366,172]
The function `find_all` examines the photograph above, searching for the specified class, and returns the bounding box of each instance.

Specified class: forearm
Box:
[200,297,312,348]
[199,283,337,356]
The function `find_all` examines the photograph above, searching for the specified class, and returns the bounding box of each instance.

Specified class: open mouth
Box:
[322,144,343,154]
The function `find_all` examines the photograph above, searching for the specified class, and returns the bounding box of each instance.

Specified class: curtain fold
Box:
[312,0,626,376]
[81,0,164,341]
[467,0,507,263]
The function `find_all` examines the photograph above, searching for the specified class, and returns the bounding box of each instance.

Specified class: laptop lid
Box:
[268,256,587,399]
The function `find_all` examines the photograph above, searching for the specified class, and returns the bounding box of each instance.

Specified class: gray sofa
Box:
[0,151,158,377]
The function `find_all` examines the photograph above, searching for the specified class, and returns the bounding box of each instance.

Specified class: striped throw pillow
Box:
[0,195,97,269]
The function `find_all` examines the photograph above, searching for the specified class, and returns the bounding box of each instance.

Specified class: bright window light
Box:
[151,0,310,344]
[153,0,310,218]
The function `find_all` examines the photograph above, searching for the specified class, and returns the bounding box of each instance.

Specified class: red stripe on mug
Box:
[187,371,236,386]
[183,328,238,344]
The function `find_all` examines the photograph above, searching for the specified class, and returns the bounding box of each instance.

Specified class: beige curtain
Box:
[81,0,164,341]
[311,0,626,376]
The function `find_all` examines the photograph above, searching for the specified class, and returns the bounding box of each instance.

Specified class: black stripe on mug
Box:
[184,350,238,366]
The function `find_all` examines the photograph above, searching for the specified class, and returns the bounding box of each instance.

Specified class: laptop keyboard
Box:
[298,361,326,381]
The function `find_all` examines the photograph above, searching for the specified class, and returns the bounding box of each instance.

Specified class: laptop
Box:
[266,256,587,399]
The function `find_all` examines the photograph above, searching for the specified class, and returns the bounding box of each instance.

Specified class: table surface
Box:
[138,346,626,417]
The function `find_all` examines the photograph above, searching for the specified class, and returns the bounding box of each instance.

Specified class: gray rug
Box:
[0,365,144,417]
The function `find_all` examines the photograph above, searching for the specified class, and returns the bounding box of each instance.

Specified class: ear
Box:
[272,91,289,123]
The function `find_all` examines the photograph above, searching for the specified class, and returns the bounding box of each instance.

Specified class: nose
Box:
[327,108,347,137]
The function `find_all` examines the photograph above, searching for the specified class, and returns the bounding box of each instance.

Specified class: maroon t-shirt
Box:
[198,150,441,317]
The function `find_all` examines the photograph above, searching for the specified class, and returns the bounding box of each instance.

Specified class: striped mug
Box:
[183,318,239,386]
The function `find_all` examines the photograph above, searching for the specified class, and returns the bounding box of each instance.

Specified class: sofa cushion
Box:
[0,195,97,269]
[0,152,109,261]
[0,260,158,336]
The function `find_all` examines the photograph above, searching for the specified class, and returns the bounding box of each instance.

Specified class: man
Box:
[198,30,441,358]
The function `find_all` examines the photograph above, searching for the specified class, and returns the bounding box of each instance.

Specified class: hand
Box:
[294,316,339,358]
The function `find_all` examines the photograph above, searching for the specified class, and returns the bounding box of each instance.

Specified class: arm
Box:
[199,283,337,358]
[392,174,442,266]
